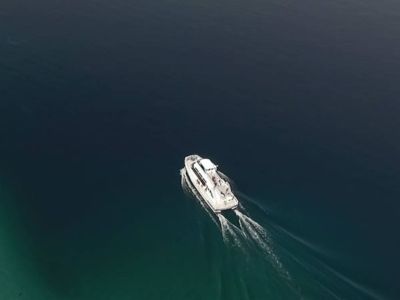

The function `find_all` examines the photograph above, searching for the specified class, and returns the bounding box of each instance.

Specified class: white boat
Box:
[184,154,239,213]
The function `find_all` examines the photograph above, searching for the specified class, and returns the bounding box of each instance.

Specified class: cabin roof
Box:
[200,159,217,170]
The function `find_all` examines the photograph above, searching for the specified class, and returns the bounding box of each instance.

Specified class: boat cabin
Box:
[199,159,217,172]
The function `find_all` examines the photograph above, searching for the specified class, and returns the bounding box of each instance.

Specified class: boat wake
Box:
[217,214,244,250]
[181,168,291,280]
[180,167,387,299]
[234,209,290,279]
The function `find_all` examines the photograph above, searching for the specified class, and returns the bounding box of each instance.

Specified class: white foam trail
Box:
[218,214,231,244]
[217,214,245,251]
[182,170,246,251]
[235,210,290,279]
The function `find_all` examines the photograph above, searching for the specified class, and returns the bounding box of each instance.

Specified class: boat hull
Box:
[184,155,238,213]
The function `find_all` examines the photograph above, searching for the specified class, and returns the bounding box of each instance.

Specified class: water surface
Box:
[1,0,400,299]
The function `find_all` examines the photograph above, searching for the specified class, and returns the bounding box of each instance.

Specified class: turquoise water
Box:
[1,0,400,299]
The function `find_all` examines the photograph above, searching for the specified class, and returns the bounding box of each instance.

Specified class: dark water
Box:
[1,0,400,299]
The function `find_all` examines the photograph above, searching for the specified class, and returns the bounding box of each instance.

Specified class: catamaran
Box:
[183,154,238,213]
